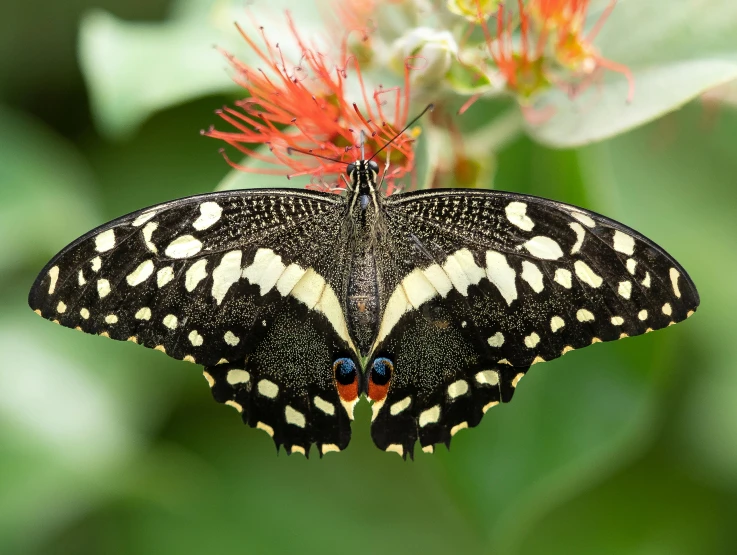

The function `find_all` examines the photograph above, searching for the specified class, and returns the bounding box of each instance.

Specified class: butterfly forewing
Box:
[28,189,359,456]
[366,190,699,458]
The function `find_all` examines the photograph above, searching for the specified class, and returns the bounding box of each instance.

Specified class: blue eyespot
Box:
[371,357,393,386]
[333,358,357,385]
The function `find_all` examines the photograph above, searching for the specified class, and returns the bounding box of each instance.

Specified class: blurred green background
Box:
[2,1,737,554]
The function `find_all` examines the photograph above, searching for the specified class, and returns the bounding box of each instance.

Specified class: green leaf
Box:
[577,104,737,488]
[79,0,329,139]
[0,105,100,277]
[528,0,737,147]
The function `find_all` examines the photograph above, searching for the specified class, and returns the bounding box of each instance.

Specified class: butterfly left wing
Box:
[367,189,699,458]
[28,189,360,456]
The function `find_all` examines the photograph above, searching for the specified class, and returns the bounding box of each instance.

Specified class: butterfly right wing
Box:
[28,189,360,456]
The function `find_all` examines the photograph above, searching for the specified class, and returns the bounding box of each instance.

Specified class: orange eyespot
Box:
[333,358,359,402]
[368,357,393,402]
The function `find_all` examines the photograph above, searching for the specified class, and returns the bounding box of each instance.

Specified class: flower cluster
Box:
[205,1,632,191]
[203,14,415,193]
[483,0,634,103]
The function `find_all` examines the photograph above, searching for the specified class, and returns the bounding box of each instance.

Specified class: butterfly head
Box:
[347,159,380,193]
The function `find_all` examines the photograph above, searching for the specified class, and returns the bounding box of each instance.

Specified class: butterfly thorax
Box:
[345,160,383,356]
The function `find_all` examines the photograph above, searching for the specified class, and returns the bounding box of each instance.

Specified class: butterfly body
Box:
[29,163,699,458]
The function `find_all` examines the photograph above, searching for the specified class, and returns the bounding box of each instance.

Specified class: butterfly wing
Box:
[368,189,700,458]
[28,189,359,456]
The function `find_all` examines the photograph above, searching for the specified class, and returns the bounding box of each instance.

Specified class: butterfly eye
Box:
[346,163,356,177]
[368,160,379,173]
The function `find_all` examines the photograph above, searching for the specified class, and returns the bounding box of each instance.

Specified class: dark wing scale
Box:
[205,298,357,457]
[29,189,356,455]
[368,189,699,457]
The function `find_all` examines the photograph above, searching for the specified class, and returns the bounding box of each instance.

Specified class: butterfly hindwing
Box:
[28,189,359,454]
[367,189,699,457]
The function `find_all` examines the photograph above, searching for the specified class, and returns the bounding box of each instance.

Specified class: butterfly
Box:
[28,158,699,459]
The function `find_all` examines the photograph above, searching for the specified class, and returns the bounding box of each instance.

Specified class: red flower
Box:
[203,14,415,193]
[483,0,634,103]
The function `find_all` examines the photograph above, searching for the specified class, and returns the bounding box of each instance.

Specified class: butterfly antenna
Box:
[286,146,347,165]
[360,130,366,160]
[368,103,434,163]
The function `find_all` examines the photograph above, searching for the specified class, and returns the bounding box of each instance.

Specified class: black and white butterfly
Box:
[28,159,699,458]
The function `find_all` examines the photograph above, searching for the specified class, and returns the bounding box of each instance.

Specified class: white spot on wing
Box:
[135,307,151,320]
[95,229,116,252]
[285,405,306,428]
[422,264,453,297]
[524,332,540,348]
[613,230,635,255]
[97,279,111,298]
[314,283,355,352]
[419,405,440,427]
[523,236,563,260]
[486,250,517,305]
[80,308,90,319]
[185,259,209,292]
[569,222,585,254]
[450,422,468,436]
[242,248,285,295]
[402,269,438,309]
[142,222,158,253]
[611,316,624,326]
[571,212,595,228]
[475,370,499,386]
[487,332,504,347]
[576,309,595,322]
[188,330,203,347]
[447,380,469,399]
[157,266,174,288]
[165,235,202,258]
[192,201,222,231]
[521,261,544,293]
[276,263,306,296]
[554,268,572,289]
[574,260,603,288]
[618,281,632,300]
[163,314,178,329]
[642,272,651,288]
[314,396,335,416]
[132,211,157,227]
[374,285,411,347]
[126,259,155,287]
[91,257,102,272]
[226,369,250,384]
[290,268,326,309]
[390,396,412,415]
[551,316,565,332]
[78,269,86,286]
[669,268,681,298]
[48,266,59,294]
[626,258,637,275]
[638,309,648,321]
[56,301,67,313]
[211,250,242,304]
[662,303,672,316]
[224,331,240,346]
[258,379,279,399]
[104,314,118,324]
[505,201,534,231]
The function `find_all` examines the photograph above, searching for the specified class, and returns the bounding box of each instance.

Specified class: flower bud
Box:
[391,27,458,86]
